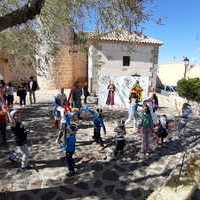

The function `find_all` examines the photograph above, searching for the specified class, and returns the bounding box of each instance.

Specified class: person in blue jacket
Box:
[93,108,106,146]
[60,123,77,176]
[78,106,106,145]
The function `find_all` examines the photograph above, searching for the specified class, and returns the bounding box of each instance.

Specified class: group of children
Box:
[2,85,192,175]
[52,86,177,175]
[53,88,108,176]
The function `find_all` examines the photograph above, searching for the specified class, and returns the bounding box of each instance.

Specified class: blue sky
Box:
[143,0,200,64]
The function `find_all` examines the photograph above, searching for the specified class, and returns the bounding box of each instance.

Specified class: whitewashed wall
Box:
[98,75,149,108]
[157,93,200,117]
[88,42,158,93]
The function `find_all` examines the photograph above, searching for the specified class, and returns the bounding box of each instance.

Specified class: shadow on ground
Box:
[0,103,200,200]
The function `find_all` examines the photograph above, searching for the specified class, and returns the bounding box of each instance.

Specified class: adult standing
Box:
[6,82,14,107]
[0,105,8,145]
[28,76,39,104]
[83,82,90,104]
[106,80,116,107]
[141,103,154,156]
[151,93,159,112]
[17,82,27,106]
[69,82,82,109]
[0,80,7,105]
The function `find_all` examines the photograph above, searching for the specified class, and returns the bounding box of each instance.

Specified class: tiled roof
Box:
[88,30,163,46]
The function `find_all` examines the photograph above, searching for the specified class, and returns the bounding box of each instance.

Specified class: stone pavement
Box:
[0,98,200,199]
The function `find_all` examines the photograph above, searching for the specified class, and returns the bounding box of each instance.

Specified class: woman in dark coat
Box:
[83,83,90,104]
[69,82,82,109]
[17,82,27,106]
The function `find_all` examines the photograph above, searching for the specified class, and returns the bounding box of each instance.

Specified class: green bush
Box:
[177,78,200,102]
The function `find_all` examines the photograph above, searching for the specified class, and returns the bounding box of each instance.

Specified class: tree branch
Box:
[0,0,45,32]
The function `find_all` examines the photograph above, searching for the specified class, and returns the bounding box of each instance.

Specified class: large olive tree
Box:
[0,0,158,75]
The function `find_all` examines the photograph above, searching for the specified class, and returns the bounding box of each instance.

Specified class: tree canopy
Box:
[0,0,155,33]
[177,78,200,103]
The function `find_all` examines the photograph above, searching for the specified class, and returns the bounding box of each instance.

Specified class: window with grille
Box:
[123,56,130,66]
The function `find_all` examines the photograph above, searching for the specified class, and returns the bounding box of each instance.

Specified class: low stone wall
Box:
[147,153,200,200]
[157,94,200,117]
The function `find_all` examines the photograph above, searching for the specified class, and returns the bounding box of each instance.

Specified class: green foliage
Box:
[66,0,154,32]
[177,78,200,103]
[0,0,157,72]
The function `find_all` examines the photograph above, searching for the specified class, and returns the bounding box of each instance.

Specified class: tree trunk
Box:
[0,0,45,32]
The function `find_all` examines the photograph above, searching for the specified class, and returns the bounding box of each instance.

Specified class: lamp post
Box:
[183,57,189,79]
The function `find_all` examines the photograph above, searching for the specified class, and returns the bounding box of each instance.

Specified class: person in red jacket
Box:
[0,105,8,145]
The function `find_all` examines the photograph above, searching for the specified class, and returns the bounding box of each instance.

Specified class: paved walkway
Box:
[0,99,200,199]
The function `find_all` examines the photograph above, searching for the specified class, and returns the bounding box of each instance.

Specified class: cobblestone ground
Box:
[0,93,200,200]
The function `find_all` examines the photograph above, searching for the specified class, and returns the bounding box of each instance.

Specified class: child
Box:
[114,120,126,158]
[0,105,8,145]
[182,103,192,119]
[60,123,77,176]
[93,108,106,146]
[56,108,79,144]
[55,88,68,107]
[141,103,153,156]
[155,115,168,145]
[10,109,31,170]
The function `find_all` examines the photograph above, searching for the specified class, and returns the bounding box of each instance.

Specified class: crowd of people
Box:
[0,76,39,171]
[0,78,193,176]
[0,76,39,108]
[51,80,193,176]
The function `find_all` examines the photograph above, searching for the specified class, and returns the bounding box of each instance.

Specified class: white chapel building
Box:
[88,30,163,94]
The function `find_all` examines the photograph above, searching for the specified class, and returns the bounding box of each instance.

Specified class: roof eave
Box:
[89,38,163,46]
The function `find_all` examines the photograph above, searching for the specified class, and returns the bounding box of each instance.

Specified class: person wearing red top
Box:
[64,102,71,112]
[0,80,6,105]
[106,80,116,106]
[0,105,8,145]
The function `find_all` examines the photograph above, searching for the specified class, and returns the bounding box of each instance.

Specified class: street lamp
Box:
[183,57,189,79]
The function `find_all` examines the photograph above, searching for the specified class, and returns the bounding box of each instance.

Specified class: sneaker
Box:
[17,168,25,173]
[22,165,33,170]
[67,171,75,177]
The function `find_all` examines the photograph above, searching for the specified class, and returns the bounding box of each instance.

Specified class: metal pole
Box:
[184,64,187,79]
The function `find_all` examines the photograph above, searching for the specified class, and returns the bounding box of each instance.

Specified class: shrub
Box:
[177,78,200,102]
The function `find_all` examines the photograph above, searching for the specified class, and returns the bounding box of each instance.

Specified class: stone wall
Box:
[0,44,87,89]
[49,45,87,89]
[0,53,36,83]
[0,57,14,82]
[157,93,200,117]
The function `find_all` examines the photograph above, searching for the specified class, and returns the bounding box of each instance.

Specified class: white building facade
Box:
[88,31,163,94]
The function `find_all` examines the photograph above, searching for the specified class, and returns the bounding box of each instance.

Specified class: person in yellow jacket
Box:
[131,81,143,101]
